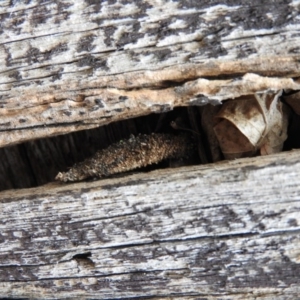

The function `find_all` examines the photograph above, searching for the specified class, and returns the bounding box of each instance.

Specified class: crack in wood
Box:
[2,1,300,298]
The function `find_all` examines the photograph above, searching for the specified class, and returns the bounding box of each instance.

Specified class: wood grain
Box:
[1,1,300,298]
[0,0,300,146]
[1,150,300,299]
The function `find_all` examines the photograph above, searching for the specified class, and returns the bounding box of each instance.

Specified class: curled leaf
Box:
[213,90,289,159]
[256,91,289,155]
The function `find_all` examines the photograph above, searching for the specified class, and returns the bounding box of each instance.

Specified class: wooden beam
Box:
[0,0,300,146]
[0,150,300,298]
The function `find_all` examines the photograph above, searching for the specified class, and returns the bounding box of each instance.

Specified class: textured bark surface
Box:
[0,0,300,146]
[1,150,300,299]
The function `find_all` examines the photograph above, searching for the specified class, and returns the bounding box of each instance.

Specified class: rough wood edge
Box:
[0,150,300,298]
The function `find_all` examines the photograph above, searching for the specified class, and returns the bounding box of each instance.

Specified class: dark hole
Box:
[283,111,300,150]
[72,252,92,259]
[0,98,299,192]
[0,107,205,191]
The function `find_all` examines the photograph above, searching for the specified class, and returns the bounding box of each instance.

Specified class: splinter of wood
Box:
[55,133,194,182]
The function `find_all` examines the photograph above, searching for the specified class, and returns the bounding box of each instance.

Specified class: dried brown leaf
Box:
[213,91,289,159]
[213,118,257,159]
[255,91,289,155]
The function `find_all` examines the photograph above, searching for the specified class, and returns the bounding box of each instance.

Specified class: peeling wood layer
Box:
[0,1,300,146]
[1,72,300,148]
[1,150,300,299]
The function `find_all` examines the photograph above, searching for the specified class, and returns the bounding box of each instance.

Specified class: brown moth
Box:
[55,133,193,182]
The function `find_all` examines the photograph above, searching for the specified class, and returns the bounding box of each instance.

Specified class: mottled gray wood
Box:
[1,1,300,299]
[1,150,300,299]
[0,0,300,146]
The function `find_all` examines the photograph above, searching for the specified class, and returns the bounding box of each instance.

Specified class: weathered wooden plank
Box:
[2,1,300,299]
[1,150,300,299]
[1,0,300,146]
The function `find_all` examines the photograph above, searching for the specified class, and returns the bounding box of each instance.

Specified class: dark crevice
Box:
[222,30,284,42]
[0,120,83,133]
[17,143,38,187]
[0,93,300,191]
[72,252,92,260]
[1,269,189,283]
[0,107,202,191]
